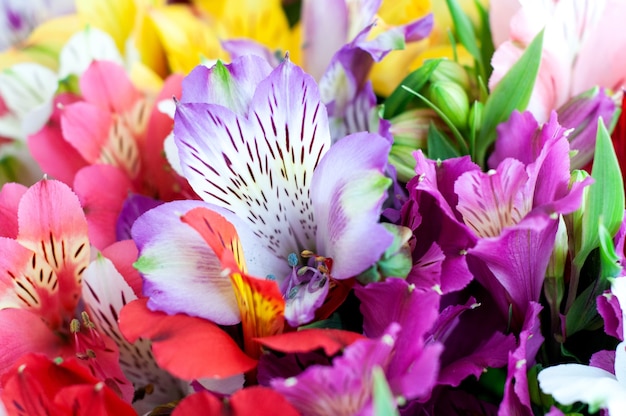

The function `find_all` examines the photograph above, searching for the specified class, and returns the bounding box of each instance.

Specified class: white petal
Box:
[538,363,624,411]
[0,63,57,140]
[58,27,124,80]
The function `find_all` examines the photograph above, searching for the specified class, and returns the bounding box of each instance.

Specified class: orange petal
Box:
[181,206,247,273]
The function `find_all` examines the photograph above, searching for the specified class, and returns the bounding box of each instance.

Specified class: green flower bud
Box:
[469,100,483,132]
[388,108,446,183]
[564,169,590,255]
[425,80,470,131]
[429,60,471,93]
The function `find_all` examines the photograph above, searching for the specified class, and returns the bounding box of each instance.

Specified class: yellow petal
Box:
[207,0,291,52]
[129,62,164,94]
[379,0,432,26]
[230,272,285,359]
[146,5,226,74]
[75,0,137,54]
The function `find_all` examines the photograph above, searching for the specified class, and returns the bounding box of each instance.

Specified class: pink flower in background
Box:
[489,0,626,123]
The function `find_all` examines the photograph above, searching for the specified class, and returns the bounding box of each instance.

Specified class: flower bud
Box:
[469,100,483,131]
[557,87,618,170]
[429,60,471,94]
[388,108,446,182]
[357,224,412,284]
[425,80,470,131]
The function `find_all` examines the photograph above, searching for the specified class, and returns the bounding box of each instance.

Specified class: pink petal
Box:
[17,179,90,316]
[80,61,142,114]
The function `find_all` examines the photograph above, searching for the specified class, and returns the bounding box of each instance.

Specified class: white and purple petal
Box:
[131,200,240,325]
[174,58,331,264]
[311,132,392,279]
[81,253,185,413]
[302,0,350,81]
[180,56,273,116]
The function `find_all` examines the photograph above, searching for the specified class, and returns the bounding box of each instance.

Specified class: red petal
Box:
[230,272,285,359]
[1,354,101,416]
[171,391,223,416]
[256,328,365,356]
[53,384,137,416]
[119,298,257,380]
[230,386,299,416]
[101,240,142,298]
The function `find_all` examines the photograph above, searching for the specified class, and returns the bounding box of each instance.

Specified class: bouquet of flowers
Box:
[1,0,625,414]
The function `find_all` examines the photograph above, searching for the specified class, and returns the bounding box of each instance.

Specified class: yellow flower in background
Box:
[371,0,489,97]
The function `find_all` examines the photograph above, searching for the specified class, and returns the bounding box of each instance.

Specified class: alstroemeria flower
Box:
[489,0,626,123]
[0,353,136,416]
[538,276,626,414]
[135,55,393,329]
[270,323,425,415]
[29,59,194,249]
[0,179,133,402]
[459,114,591,326]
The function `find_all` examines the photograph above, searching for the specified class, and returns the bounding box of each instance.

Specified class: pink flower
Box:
[489,0,626,122]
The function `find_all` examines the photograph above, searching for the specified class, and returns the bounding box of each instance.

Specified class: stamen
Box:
[288,253,299,267]
[300,250,315,258]
[70,318,80,333]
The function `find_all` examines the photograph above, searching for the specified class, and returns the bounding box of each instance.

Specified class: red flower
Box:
[1,353,137,416]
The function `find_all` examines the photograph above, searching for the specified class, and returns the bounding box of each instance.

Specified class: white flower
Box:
[538,277,626,415]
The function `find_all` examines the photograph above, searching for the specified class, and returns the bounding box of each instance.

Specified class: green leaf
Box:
[565,271,609,336]
[372,366,400,416]
[574,119,625,268]
[474,30,544,167]
[598,222,623,279]
[383,59,442,119]
[474,0,495,81]
[427,122,461,160]
[445,0,481,64]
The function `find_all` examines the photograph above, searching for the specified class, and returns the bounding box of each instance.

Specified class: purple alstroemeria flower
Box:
[488,88,617,171]
[271,322,438,416]
[132,55,393,327]
[398,152,480,295]
[355,278,443,401]
[462,115,592,327]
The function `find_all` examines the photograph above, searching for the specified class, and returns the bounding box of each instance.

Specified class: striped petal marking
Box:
[174,57,331,265]
[16,180,90,317]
